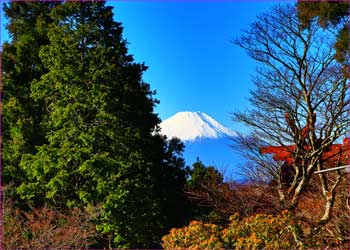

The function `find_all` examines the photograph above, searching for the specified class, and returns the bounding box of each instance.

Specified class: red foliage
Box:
[260,138,350,166]
[260,113,350,167]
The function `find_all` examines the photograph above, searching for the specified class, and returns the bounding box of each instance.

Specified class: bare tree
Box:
[3,193,98,249]
[232,3,349,238]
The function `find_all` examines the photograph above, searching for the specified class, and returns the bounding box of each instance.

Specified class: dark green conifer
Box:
[2,2,59,192]
[3,1,189,247]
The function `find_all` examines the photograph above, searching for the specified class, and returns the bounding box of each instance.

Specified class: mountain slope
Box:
[159,111,236,142]
[159,111,244,180]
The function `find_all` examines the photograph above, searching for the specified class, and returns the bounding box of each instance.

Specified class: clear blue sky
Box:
[1,1,281,132]
[110,1,278,132]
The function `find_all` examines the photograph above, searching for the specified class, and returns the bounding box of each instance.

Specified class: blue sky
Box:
[1,1,280,132]
[110,1,278,132]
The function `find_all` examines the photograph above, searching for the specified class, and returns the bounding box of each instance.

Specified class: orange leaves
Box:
[162,211,298,249]
[162,220,223,250]
[225,211,297,249]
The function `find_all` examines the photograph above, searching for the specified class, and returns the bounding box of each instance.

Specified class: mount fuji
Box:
[159,111,244,179]
[160,111,236,141]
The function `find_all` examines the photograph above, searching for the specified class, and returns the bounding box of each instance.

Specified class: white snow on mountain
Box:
[159,111,236,142]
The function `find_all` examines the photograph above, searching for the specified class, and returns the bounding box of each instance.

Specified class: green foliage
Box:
[2,2,59,189]
[188,159,224,190]
[186,159,227,223]
[297,1,348,28]
[4,1,189,248]
[297,1,349,63]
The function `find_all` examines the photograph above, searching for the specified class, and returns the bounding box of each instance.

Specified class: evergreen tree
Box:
[2,1,59,194]
[3,1,189,247]
[297,1,349,63]
[186,159,226,223]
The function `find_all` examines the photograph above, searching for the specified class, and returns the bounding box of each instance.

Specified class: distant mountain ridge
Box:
[159,111,236,142]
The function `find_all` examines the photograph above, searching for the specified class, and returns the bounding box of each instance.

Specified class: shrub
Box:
[162,220,223,250]
[223,211,300,249]
[162,211,300,249]
[4,203,97,249]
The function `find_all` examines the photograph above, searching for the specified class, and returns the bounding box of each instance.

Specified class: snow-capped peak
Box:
[159,111,236,142]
